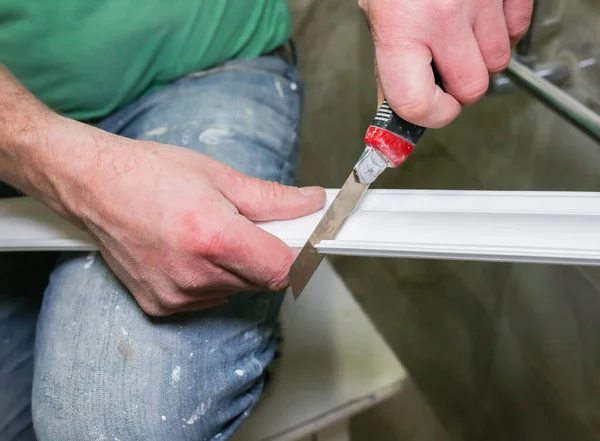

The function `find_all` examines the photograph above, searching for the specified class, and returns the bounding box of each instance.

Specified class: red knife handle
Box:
[364,65,443,168]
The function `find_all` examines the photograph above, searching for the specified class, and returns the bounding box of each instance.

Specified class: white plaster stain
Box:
[189,352,194,358]
[121,327,128,336]
[185,398,213,425]
[89,432,107,441]
[235,369,245,377]
[145,127,168,137]
[274,79,284,99]
[83,252,96,269]
[242,331,253,341]
[198,128,229,145]
[171,366,182,384]
[161,415,166,421]
[115,305,120,311]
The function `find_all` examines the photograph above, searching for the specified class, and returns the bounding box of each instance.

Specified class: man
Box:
[0,0,532,439]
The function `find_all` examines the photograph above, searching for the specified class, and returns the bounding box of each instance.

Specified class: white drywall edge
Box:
[2,190,600,266]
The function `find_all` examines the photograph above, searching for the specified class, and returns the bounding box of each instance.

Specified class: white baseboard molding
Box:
[2,190,600,266]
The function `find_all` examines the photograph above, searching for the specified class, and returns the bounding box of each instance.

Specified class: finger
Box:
[431,31,490,106]
[168,295,231,314]
[504,0,534,45]
[158,290,235,315]
[375,40,461,128]
[181,264,261,293]
[213,168,326,222]
[213,216,294,292]
[474,3,512,74]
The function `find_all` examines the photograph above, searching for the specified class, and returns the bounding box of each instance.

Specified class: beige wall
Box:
[290,0,600,440]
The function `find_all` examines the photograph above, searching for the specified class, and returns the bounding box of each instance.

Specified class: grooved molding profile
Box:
[2,190,600,266]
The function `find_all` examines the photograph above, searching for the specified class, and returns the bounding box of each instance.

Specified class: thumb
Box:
[214,168,326,222]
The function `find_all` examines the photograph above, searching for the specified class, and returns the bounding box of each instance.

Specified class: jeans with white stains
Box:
[0,55,303,441]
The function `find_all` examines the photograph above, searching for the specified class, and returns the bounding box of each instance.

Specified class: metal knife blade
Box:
[289,170,370,298]
[289,66,442,298]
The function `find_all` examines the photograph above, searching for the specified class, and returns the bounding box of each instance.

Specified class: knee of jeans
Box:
[33,260,283,441]
[31,325,277,441]
[31,369,265,441]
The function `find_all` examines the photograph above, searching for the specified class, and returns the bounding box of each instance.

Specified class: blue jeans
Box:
[0,55,303,441]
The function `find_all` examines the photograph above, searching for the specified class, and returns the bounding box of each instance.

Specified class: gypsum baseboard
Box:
[1,191,600,266]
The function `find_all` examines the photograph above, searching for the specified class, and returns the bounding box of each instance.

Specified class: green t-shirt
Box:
[0,1,291,121]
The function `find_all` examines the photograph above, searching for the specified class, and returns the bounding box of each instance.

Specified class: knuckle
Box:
[453,76,490,104]
[194,225,231,259]
[170,268,200,291]
[264,252,294,292]
[172,264,222,292]
[510,23,531,42]
[435,0,462,19]
[139,301,169,317]
[178,210,232,259]
[486,47,511,73]
[130,289,170,317]
[508,15,532,41]
[362,0,404,35]
[265,263,291,292]
[157,294,188,312]
[393,96,432,122]
[259,180,285,203]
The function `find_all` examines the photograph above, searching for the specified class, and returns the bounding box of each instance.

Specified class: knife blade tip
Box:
[288,272,306,299]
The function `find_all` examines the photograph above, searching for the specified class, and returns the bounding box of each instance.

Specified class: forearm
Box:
[0,65,109,225]
[0,65,51,190]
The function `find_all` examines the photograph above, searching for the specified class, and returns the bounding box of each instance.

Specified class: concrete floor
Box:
[289,0,600,439]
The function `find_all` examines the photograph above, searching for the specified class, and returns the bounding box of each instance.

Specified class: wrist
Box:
[0,107,58,198]
[35,117,119,229]
[0,66,116,230]
[0,110,112,229]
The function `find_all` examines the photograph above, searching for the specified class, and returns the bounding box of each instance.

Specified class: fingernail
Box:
[299,186,323,197]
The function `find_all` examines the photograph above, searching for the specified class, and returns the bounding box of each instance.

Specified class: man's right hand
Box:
[360,0,533,128]
[0,68,325,316]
